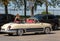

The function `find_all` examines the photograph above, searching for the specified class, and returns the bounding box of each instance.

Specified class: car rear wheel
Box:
[54,25,58,30]
[44,28,51,34]
[52,24,58,30]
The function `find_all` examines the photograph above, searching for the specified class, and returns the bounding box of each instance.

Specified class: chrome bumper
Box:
[1,30,16,33]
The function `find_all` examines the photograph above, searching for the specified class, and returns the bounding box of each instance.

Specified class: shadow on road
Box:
[0,32,5,34]
[22,33,55,36]
[4,32,55,37]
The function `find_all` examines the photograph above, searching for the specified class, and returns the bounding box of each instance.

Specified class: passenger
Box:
[26,19,35,23]
[14,14,21,23]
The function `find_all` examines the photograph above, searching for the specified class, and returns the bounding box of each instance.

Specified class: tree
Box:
[0,0,9,20]
[11,0,27,21]
[41,11,52,15]
[36,0,49,14]
[35,0,58,14]
[29,0,35,16]
[50,0,60,7]
[11,0,26,15]
[24,0,27,21]
[11,0,23,9]
[27,0,44,16]
[28,0,50,16]
[34,0,60,15]
[0,0,9,14]
[0,0,23,20]
[45,0,48,14]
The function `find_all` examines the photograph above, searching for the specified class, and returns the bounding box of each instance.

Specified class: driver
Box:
[14,14,21,23]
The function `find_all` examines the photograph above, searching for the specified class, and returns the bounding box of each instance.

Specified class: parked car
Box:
[0,14,15,29]
[26,14,59,30]
[1,22,52,36]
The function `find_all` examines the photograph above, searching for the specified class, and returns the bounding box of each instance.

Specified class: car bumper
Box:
[0,30,16,33]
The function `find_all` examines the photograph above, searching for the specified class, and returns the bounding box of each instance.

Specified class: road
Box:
[0,31,60,41]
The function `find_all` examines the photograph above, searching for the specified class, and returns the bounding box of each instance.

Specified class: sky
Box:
[0,0,60,15]
[0,6,60,16]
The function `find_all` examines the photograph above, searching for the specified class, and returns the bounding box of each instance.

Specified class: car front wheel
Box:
[16,29,23,36]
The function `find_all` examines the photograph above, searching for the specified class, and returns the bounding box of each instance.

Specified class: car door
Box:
[47,15,55,23]
[42,15,48,22]
[42,15,55,23]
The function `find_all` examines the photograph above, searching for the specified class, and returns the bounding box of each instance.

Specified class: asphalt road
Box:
[0,31,60,41]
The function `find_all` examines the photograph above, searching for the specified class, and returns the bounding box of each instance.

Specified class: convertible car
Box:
[1,22,52,36]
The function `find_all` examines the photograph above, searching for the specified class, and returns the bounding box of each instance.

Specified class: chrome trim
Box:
[1,30,16,33]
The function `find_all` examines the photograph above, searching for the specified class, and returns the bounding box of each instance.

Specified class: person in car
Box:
[14,14,21,23]
[26,19,36,23]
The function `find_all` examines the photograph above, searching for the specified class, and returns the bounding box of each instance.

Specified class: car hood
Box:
[1,23,16,30]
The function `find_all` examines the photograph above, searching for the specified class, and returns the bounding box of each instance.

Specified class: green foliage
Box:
[41,11,52,15]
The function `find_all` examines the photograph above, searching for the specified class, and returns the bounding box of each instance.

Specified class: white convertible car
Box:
[1,22,52,36]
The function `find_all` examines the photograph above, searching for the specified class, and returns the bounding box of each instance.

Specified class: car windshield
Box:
[32,14,43,20]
